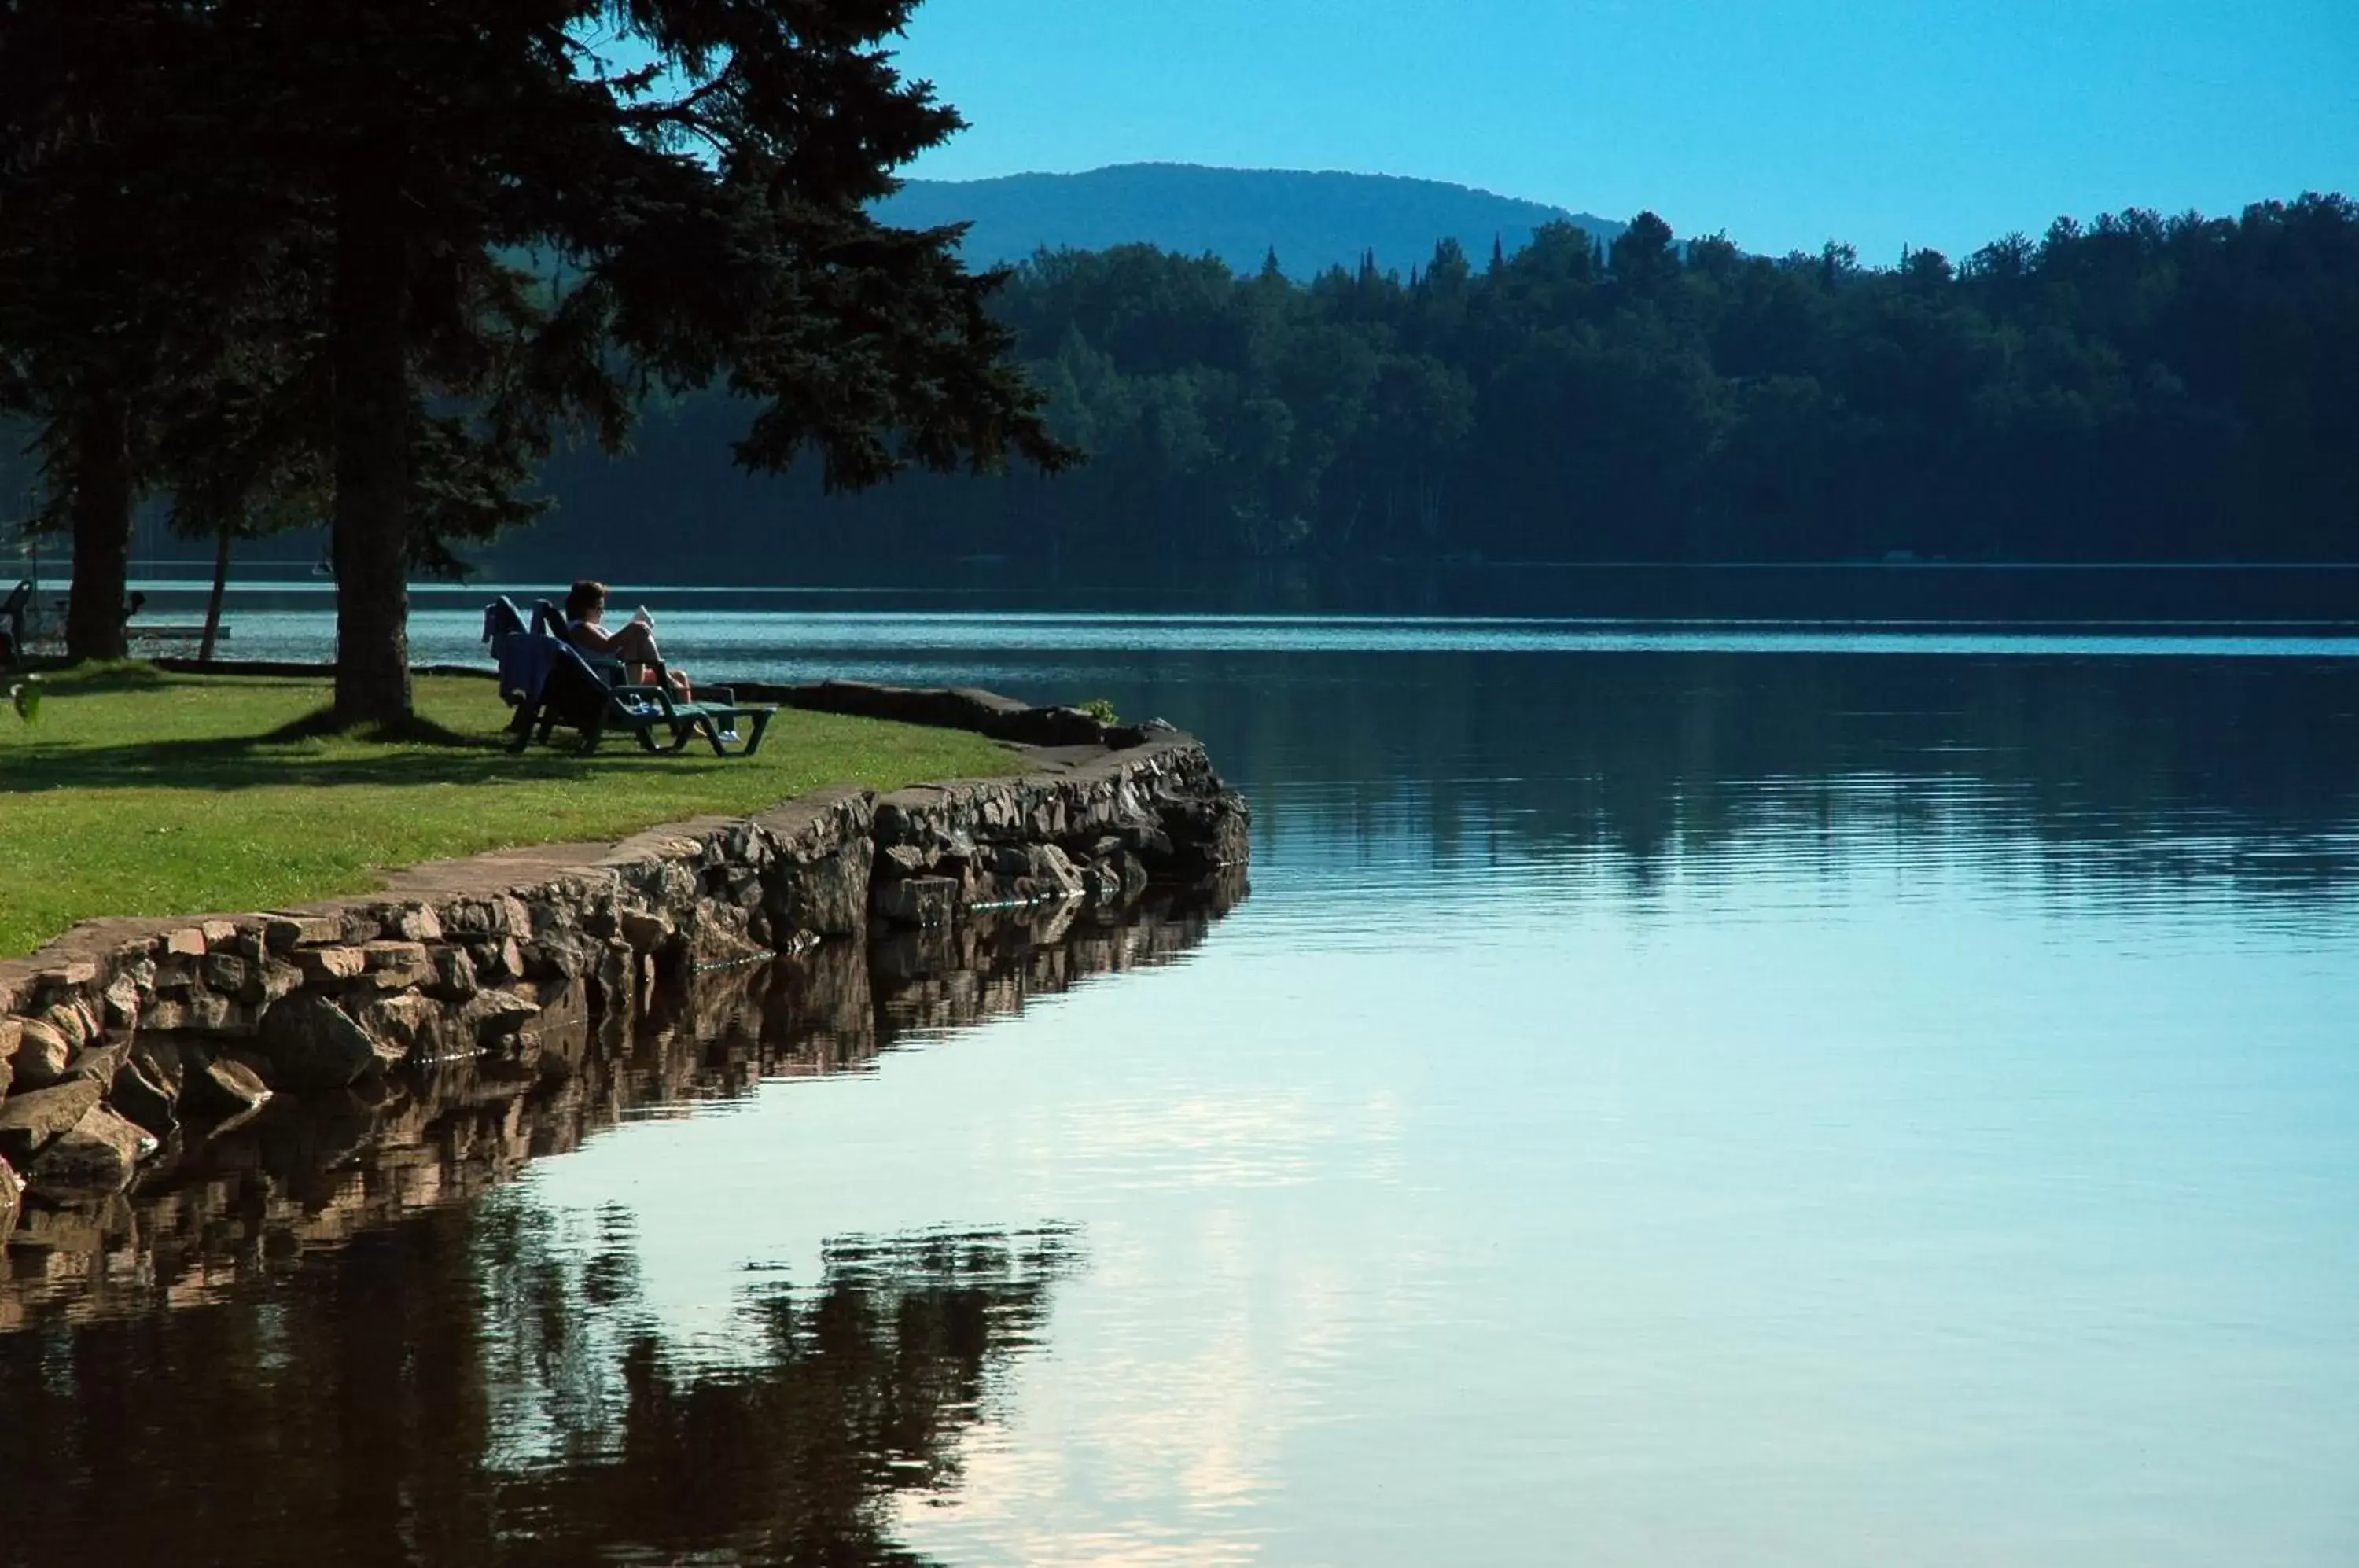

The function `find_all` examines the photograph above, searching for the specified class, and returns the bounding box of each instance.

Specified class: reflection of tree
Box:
[494,1219,1077,1567]
[0,1205,1078,1568]
[1099,649,2359,901]
[0,885,1180,1562]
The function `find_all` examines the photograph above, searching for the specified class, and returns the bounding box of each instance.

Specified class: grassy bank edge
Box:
[0,665,1021,960]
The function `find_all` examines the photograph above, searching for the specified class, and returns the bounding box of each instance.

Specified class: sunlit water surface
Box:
[11,605,2359,1566]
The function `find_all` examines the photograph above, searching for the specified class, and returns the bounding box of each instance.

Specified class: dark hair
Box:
[564,580,608,621]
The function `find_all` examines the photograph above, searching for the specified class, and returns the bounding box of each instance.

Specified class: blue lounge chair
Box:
[509,639,775,756]
[482,595,628,709]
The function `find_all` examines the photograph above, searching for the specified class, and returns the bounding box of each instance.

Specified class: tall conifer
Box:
[3,1,1070,716]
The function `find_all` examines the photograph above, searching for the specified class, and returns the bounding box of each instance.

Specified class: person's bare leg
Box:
[611,624,661,664]
[611,624,690,698]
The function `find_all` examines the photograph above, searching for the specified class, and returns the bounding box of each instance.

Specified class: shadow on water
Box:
[0,878,1242,1568]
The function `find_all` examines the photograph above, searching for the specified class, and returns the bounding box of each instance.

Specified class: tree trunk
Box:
[329,145,411,725]
[199,521,232,663]
[63,396,133,662]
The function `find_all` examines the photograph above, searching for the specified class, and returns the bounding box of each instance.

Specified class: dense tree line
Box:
[539,194,2359,567]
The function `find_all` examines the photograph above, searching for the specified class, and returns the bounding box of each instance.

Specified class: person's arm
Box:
[567,619,620,653]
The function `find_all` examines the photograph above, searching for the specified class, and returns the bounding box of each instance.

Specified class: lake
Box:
[7,599,2359,1566]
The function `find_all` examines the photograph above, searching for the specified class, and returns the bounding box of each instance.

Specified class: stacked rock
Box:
[0,726,1248,1233]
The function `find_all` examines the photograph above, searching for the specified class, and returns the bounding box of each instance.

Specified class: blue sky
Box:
[888,0,2357,262]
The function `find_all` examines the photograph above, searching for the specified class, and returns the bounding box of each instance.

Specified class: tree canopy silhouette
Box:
[0,1,1072,714]
[523,193,2358,572]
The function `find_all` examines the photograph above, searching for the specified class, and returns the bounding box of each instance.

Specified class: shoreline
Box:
[0,681,1251,1253]
[1,881,1242,1330]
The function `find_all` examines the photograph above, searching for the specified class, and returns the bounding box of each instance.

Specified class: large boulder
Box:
[39,1001,92,1052]
[1028,843,1086,899]
[685,903,769,969]
[138,990,261,1036]
[352,991,447,1062]
[6,1016,72,1091]
[456,988,540,1048]
[424,945,479,1001]
[101,971,145,1028]
[186,1055,273,1120]
[24,1105,155,1197]
[0,1154,20,1242]
[263,913,340,952]
[768,838,873,939]
[359,941,435,988]
[878,844,932,878]
[977,842,1085,906]
[68,1040,129,1086]
[129,1036,190,1100]
[109,1053,180,1138]
[290,945,367,984]
[256,993,400,1088]
[616,908,675,951]
[0,1077,105,1165]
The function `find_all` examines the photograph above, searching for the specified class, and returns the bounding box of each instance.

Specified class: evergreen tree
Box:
[0,2,208,659]
[5,1,1071,716]
[548,192,2357,572]
[201,1,1075,721]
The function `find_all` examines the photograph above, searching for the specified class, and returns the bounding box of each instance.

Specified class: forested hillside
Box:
[17,194,2356,579]
[526,194,2359,571]
[874,163,1621,280]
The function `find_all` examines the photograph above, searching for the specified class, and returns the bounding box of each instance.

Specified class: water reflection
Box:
[257,611,2359,912]
[13,615,2359,1565]
[1087,650,2359,915]
[2,1207,1077,1568]
[236,605,2359,907]
[2,885,1238,1566]
[2,885,1235,1331]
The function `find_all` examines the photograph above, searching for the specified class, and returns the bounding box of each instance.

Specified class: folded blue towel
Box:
[484,598,558,706]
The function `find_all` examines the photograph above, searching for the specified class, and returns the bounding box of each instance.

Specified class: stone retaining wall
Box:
[0,713,1248,1240]
[2,882,1238,1328]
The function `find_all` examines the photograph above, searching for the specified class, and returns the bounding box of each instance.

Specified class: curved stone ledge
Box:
[0,695,1249,1231]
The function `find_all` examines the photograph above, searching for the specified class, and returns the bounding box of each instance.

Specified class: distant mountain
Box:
[875,163,1625,281]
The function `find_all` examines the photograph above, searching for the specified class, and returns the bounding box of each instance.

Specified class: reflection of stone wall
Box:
[0,722,1248,1282]
[0,874,1242,1330]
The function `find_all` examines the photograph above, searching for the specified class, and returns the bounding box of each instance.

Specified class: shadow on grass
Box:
[259,706,488,749]
[0,706,746,793]
[6,659,173,692]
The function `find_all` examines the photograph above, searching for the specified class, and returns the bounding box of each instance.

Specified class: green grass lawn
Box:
[0,665,1019,959]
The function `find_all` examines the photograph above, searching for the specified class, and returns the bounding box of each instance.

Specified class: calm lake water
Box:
[9,598,2359,1566]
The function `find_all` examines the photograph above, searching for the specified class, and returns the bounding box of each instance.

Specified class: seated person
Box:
[561,580,691,699]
